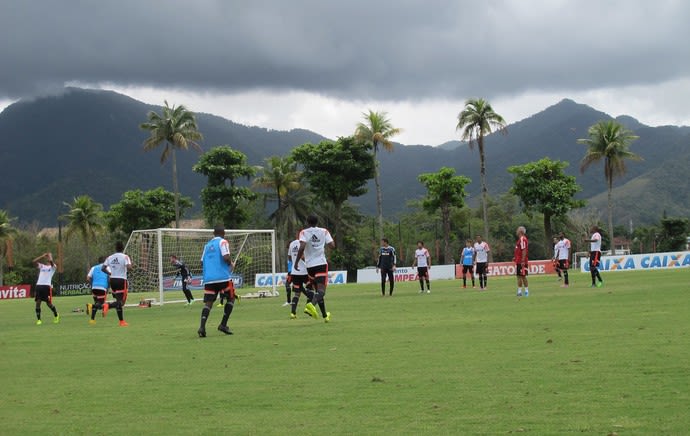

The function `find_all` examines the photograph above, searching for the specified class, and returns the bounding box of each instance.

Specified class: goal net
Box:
[124,228,277,305]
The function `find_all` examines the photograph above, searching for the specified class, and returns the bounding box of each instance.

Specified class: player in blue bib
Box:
[198,225,236,337]
[460,240,475,288]
[87,256,110,322]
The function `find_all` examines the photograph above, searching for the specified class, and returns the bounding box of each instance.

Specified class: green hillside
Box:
[587,152,690,225]
[0,88,326,223]
[0,88,688,225]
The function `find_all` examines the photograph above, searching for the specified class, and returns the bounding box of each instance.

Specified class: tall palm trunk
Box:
[607,174,616,255]
[171,146,181,229]
[373,146,384,240]
[333,202,343,253]
[478,136,490,258]
[84,240,91,271]
[275,194,285,270]
[442,204,451,264]
[543,212,552,256]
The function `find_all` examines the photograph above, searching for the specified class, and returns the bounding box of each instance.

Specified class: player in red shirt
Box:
[514,226,529,297]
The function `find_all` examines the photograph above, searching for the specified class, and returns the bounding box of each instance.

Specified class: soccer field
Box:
[1,269,689,435]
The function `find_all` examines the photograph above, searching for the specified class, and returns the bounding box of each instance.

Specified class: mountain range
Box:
[0,87,688,226]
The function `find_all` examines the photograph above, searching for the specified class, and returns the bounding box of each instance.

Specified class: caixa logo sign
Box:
[255,271,347,287]
[163,274,244,291]
[580,251,690,272]
[0,285,31,299]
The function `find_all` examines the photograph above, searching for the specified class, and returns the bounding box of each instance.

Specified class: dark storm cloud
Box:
[1,0,689,100]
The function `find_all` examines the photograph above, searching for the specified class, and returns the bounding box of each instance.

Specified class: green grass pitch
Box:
[1,269,689,435]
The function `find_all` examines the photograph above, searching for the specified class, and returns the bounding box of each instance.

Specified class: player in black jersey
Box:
[376,238,397,296]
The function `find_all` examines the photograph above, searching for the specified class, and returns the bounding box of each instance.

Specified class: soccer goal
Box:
[124,228,277,305]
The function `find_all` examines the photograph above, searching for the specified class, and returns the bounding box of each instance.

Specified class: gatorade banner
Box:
[455,260,556,278]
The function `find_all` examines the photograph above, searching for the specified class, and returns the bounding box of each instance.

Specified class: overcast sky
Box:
[2,0,689,144]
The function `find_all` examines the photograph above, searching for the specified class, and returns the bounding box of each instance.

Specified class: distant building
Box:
[612,236,631,254]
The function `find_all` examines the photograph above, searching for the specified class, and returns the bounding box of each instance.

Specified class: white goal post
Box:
[124,228,276,305]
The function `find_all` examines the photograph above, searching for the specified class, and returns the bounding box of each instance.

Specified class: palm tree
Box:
[254,156,302,224]
[355,110,402,240]
[456,98,507,246]
[62,195,104,269]
[578,120,642,255]
[140,101,203,228]
[0,210,16,286]
[279,187,312,241]
[253,156,305,264]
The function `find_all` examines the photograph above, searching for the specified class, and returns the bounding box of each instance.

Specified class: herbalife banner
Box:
[579,251,690,273]
[54,282,92,296]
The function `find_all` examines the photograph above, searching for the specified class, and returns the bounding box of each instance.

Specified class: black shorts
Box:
[306,264,329,287]
[110,278,127,293]
[476,262,487,275]
[417,267,429,278]
[462,264,474,274]
[589,251,601,269]
[558,259,569,270]
[516,264,528,277]
[92,289,107,302]
[111,292,125,304]
[35,285,52,302]
[204,281,235,303]
[109,278,128,303]
[290,274,307,290]
[286,273,293,285]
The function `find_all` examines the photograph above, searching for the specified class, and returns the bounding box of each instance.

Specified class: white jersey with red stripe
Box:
[298,226,333,268]
[414,248,430,267]
[590,232,602,252]
[474,241,490,263]
[104,252,131,279]
[556,238,571,260]
[289,239,307,276]
[36,263,56,286]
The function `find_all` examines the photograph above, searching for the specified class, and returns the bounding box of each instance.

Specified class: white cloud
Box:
[4,75,689,146]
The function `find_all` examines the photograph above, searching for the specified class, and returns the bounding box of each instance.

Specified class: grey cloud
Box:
[1,0,689,100]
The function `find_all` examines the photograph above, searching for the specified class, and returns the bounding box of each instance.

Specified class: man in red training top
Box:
[514,226,529,297]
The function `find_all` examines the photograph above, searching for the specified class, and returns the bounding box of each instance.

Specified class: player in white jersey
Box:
[552,236,562,281]
[283,241,293,307]
[287,237,315,319]
[295,215,335,322]
[473,235,491,290]
[411,241,431,293]
[101,241,132,326]
[584,225,604,287]
[32,252,59,325]
[555,232,571,287]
